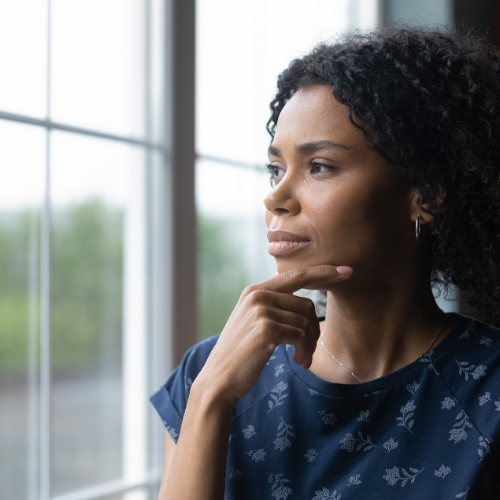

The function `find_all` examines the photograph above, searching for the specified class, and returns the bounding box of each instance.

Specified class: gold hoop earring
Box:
[415,215,421,241]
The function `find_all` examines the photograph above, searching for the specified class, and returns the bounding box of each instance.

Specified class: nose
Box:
[263,173,301,216]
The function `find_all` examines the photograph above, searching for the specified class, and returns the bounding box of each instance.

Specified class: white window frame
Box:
[0,0,198,499]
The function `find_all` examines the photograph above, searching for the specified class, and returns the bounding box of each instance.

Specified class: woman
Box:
[151,26,500,499]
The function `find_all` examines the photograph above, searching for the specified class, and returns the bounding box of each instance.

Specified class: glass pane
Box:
[51,0,145,138]
[196,158,275,342]
[0,0,48,117]
[150,0,166,146]
[50,131,147,495]
[0,121,45,500]
[196,0,378,165]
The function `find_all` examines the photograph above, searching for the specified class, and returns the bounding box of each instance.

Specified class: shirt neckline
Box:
[284,312,472,397]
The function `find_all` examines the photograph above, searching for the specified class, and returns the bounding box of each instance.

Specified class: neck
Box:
[312,273,457,384]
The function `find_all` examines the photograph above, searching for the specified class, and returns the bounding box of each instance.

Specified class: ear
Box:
[410,187,444,225]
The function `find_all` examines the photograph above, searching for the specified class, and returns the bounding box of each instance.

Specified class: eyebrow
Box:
[268,140,350,158]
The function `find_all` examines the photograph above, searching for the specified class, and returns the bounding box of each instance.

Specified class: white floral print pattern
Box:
[478,392,491,406]
[275,364,285,377]
[274,417,296,451]
[419,350,439,375]
[478,436,493,462]
[448,410,472,443]
[357,410,370,422]
[383,466,424,486]
[304,449,319,462]
[268,473,292,500]
[312,487,341,499]
[455,359,487,381]
[459,321,475,339]
[246,449,266,462]
[347,474,361,486]
[162,421,178,441]
[149,315,500,500]
[434,465,451,479]
[228,467,243,479]
[406,381,419,393]
[242,424,256,439]
[441,397,457,410]
[480,336,493,346]
[268,381,289,413]
[494,397,500,411]
[266,355,277,366]
[319,410,337,426]
[383,438,399,452]
[397,401,416,434]
[340,431,376,452]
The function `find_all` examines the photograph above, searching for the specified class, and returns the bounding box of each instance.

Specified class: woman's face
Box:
[264,84,417,289]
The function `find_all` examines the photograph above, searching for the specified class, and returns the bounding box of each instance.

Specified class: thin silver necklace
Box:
[319,313,447,383]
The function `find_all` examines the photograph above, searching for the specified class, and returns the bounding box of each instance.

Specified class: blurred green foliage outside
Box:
[0,198,123,376]
[197,215,250,342]
[0,208,40,375]
[0,197,248,375]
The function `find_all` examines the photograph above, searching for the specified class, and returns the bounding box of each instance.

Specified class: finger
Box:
[266,308,312,339]
[247,290,319,326]
[270,294,321,358]
[269,322,310,366]
[244,291,321,357]
[249,265,354,296]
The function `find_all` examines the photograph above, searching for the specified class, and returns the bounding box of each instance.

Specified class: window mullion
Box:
[0,110,164,150]
[40,2,52,498]
[40,129,51,500]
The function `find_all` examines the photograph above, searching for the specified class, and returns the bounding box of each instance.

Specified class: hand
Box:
[193,265,353,407]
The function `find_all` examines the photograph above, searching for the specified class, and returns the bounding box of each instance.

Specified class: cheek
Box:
[311,187,384,257]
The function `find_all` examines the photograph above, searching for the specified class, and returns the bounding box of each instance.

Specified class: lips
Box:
[267,229,311,256]
[267,229,310,243]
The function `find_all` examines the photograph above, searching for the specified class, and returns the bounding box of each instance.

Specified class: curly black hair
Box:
[267,25,500,327]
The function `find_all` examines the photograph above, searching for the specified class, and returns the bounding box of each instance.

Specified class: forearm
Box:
[159,381,234,500]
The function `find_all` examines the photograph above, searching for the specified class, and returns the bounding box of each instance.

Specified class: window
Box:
[0,1,168,499]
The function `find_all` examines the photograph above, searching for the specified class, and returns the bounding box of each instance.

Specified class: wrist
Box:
[190,377,237,415]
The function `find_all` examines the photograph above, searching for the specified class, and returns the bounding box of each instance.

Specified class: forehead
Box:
[273,84,364,148]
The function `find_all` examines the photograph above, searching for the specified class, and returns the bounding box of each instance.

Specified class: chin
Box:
[275,258,331,276]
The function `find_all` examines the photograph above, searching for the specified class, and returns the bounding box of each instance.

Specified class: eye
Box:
[312,162,335,173]
[265,162,285,187]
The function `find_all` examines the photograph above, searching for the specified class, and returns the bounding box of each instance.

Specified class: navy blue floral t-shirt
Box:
[150,312,500,499]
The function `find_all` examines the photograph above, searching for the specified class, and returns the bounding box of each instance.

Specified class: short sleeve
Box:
[149,334,220,443]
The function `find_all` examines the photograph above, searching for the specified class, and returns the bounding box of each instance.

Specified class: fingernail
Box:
[336,266,354,276]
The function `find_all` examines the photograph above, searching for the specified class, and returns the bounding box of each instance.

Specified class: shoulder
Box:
[437,315,500,438]
[174,335,294,396]
[149,334,221,440]
[165,334,221,392]
[173,335,296,418]
[181,335,220,373]
[443,315,500,377]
